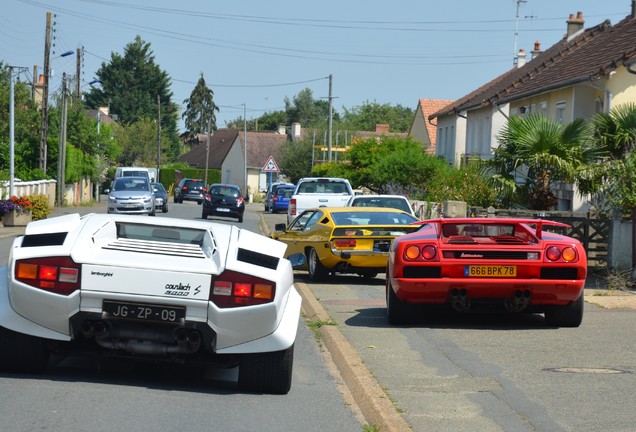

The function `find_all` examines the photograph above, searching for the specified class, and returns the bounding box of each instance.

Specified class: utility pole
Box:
[243,103,248,198]
[156,95,161,176]
[39,12,52,173]
[57,73,68,206]
[8,66,29,197]
[327,74,333,162]
[75,47,81,97]
[205,117,211,187]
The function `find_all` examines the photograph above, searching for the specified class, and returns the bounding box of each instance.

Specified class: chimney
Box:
[516,49,527,68]
[277,124,286,135]
[633,0,635,18]
[291,122,301,137]
[375,124,390,134]
[566,11,584,38]
[531,41,542,60]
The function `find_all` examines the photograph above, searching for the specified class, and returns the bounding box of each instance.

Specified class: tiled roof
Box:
[177,129,239,169]
[429,12,636,119]
[417,98,454,145]
[240,131,289,169]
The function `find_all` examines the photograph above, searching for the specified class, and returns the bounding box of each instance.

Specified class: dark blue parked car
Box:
[269,185,295,213]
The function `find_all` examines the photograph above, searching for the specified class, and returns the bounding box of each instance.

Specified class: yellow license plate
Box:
[466,265,517,277]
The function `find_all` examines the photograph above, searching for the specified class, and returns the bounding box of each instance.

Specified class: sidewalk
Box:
[0,199,108,239]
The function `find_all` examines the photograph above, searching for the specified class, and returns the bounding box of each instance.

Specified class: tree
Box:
[84,36,181,161]
[284,88,338,128]
[340,101,414,132]
[113,118,160,166]
[181,73,219,144]
[278,138,314,183]
[487,114,598,210]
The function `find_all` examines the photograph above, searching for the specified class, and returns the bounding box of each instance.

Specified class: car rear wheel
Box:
[544,293,584,327]
[308,248,328,281]
[201,210,208,219]
[238,344,294,394]
[386,280,418,325]
[238,215,243,223]
[0,326,49,374]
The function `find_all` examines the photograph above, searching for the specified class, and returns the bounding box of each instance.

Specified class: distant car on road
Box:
[271,207,419,280]
[264,182,295,212]
[266,185,295,214]
[174,178,206,204]
[347,194,417,218]
[202,183,245,223]
[151,182,168,213]
[106,176,155,216]
[385,217,587,327]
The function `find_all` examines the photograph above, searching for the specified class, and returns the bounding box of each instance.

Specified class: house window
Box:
[555,101,567,123]
[540,102,547,115]
[438,127,444,156]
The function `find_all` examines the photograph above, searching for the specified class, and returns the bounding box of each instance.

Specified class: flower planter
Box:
[2,210,32,227]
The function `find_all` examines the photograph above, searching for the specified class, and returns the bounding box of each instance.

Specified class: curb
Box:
[259,213,411,431]
[297,282,412,432]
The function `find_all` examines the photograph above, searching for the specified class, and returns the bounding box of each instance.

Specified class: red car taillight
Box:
[403,244,438,261]
[237,197,244,206]
[15,256,81,296]
[211,270,275,308]
[546,245,578,262]
[333,239,356,249]
[273,195,279,202]
[290,199,296,216]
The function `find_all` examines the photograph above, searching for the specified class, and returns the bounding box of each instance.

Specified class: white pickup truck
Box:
[287,177,354,223]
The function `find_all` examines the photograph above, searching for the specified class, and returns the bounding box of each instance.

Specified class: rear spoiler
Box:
[417,218,571,240]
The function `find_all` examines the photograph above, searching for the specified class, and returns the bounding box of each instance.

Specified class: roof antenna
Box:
[513,0,536,66]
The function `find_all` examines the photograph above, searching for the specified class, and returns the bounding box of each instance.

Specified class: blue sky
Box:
[1,0,630,130]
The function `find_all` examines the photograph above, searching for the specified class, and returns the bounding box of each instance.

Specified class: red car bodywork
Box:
[386,218,587,326]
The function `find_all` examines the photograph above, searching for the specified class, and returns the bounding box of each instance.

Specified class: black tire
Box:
[308,248,328,281]
[544,293,584,327]
[264,203,269,212]
[173,195,179,203]
[149,207,156,216]
[238,344,294,394]
[201,211,208,220]
[197,200,203,205]
[0,326,49,374]
[386,280,417,325]
[359,271,378,279]
[238,215,243,223]
[162,205,168,213]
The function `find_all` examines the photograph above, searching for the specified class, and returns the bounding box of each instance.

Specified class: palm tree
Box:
[487,114,600,210]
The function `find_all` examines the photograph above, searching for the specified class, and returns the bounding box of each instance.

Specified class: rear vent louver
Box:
[103,238,206,258]
[21,232,68,247]
[237,248,279,270]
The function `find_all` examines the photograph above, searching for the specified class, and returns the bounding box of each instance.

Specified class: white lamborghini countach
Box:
[0,213,302,394]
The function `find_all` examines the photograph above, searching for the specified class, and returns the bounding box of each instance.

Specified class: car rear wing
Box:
[418,218,571,240]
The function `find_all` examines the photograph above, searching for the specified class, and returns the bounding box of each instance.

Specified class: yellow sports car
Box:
[271,207,420,280]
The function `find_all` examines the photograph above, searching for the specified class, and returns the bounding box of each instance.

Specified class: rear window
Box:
[116,222,206,246]
[210,186,239,197]
[185,180,205,189]
[352,197,411,213]
[331,211,417,226]
[298,181,348,194]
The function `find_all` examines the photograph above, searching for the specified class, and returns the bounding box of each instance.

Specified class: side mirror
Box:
[274,223,287,232]
[287,253,307,269]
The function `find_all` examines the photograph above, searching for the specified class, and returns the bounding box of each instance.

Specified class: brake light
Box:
[182,186,189,191]
[290,199,297,216]
[211,270,275,308]
[546,246,561,261]
[333,239,356,249]
[403,244,437,261]
[15,257,81,296]
[237,197,244,206]
[546,245,577,262]
[273,195,279,202]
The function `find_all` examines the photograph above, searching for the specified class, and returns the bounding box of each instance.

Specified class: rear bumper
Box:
[392,277,585,305]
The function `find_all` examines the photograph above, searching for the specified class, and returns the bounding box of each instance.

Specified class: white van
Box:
[115,167,156,182]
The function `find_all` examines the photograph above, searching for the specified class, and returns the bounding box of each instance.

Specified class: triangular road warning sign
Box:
[262,155,280,172]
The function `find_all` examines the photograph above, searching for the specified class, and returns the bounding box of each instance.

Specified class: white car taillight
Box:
[15,256,81,296]
[211,270,275,308]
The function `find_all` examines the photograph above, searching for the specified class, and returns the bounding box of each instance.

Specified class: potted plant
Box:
[0,196,33,226]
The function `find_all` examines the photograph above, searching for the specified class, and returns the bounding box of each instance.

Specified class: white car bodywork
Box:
[0,213,301,393]
[346,194,417,218]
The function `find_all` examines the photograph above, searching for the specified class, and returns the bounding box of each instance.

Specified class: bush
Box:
[25,195,52,221]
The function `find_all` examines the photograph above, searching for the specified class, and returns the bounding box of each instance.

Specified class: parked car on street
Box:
[151,182,168,213]
[347,194,417,218]
[271,207,419,280]
[106,176,155,216]
[0,213,302,394]
[287,177,354,224]
[174,178,206,204]
[202,183,245,223]
[385,218,587,327]
[266,185,295,214]
[264,182,295,213]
